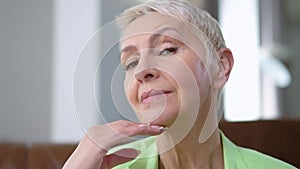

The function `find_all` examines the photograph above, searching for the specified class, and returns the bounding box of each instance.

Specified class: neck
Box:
[155,96,224,169]
[156,128,223,169]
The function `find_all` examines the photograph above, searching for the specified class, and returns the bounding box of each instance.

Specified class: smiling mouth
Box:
[141,89,171,104]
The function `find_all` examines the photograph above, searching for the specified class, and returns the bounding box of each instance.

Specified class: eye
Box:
[125,60,139,71]
[159,47,178,56]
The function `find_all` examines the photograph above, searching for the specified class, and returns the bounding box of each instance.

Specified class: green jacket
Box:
[112,131,296,169]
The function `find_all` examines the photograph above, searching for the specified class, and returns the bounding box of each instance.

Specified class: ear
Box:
[213,48,234,89]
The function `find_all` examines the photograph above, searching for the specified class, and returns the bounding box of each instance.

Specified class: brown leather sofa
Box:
[1,120,299,168]
[0,143,76,169]
[219,120,300,168]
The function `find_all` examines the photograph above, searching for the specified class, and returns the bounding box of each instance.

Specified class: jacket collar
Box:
[126,131,237,169]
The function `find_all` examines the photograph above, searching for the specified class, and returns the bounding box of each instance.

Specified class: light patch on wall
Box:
[219,0,261,121]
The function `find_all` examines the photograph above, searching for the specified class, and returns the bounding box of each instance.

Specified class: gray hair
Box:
[117,0,226,50]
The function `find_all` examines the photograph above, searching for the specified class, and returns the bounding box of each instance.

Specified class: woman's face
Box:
[120,13,212,127]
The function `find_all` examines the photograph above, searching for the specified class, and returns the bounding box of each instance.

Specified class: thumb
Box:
[102,148,140,168]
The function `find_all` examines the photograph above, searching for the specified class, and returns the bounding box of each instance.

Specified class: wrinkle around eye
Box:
[125,61,138,71]
[120,45,139,65]
[124,55,140,71]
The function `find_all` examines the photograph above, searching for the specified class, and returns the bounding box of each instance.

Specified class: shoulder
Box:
[237,146,297,169]
[221,131,297,169]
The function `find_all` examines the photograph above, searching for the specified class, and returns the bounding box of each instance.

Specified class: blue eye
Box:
[125,60,139,71]
[159,47,178,56]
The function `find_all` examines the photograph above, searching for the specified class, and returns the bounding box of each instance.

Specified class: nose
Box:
[134,55,160,83]
[135,67,160,83]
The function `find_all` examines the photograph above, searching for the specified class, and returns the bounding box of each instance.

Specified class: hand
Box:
[63,120,166,169]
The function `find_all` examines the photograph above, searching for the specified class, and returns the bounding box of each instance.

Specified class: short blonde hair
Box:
[117,0,226,50]
[118,0,226,112]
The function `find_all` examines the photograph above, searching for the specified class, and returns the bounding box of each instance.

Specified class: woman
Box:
[63,0,296,168]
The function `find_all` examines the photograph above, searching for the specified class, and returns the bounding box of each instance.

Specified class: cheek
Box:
[195,66,212,101]
[124,74,138,108]
[182,55,212,101]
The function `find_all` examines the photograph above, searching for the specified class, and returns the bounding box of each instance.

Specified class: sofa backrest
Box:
[0,143,76,169]
[0,120,299,168]
[220,120,300,168]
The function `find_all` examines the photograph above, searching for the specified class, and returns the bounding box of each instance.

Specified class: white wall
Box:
[0,0,53,142]
[219,0,261,121]
[50,0,141,143]
[0,0,101,143]
[51,0,100,143]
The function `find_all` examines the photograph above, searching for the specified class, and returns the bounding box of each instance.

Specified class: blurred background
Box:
[0,0,299,144]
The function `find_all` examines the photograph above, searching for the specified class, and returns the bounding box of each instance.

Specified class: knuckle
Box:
[87,125,99,134]
[119,120,133,128]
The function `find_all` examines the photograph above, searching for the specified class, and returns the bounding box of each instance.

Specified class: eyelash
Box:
[125,60,139,71]
[124,46,179,71]
[159,47,178,56]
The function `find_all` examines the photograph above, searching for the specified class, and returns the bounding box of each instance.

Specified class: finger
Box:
[102,148,140,168]
[109,120,167,136]
[87,120,167,150]
[135,123,168,135]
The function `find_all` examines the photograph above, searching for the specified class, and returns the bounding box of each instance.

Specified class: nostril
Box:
[144,73,154,79]
[135,68,159,83]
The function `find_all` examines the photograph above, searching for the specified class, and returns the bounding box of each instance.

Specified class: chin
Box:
[135,101,180,126]
[140,113,177,128]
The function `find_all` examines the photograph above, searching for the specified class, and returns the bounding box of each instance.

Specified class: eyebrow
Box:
[120,27,183,52]
[149,27,183,45]
[121,45,137,54]
[120,27,184,65]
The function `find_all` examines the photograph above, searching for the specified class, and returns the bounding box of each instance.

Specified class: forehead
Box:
[120,12,208,59]
[121,13,196,46]
[123,13,182,37]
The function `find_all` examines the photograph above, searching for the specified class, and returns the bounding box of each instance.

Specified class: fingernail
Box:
[138,123,148,128]
[161,127,168,131]
[150,125,167,132]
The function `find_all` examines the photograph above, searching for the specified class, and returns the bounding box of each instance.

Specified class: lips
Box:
[141,89,171,103]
